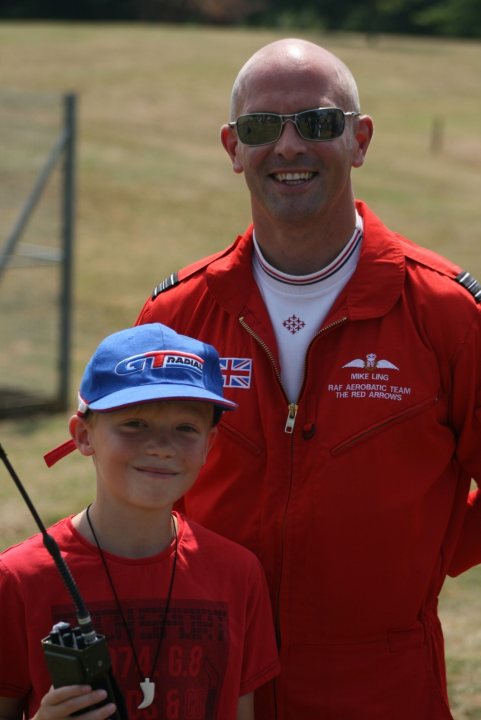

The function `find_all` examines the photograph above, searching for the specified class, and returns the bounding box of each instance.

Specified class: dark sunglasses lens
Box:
[236,114,282,145]
[297,109,345,140]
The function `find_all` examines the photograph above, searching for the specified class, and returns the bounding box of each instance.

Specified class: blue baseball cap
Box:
[44,323,237,467]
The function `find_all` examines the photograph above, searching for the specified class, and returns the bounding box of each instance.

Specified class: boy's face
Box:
[70,400,216,513]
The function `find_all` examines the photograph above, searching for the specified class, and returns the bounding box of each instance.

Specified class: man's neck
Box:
[252,206,358,276]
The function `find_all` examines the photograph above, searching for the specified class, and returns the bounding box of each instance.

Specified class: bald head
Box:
[230,38,360,120]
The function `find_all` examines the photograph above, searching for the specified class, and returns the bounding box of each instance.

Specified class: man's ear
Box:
[352,114,374,169]
[220,124,244,174]
[69,415,95,457]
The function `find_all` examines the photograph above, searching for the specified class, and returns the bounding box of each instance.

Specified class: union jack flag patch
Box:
[219,357,252,389]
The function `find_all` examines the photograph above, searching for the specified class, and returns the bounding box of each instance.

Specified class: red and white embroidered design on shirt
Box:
[283,315,306,335]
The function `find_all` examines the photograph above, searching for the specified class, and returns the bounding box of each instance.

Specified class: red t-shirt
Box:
[0,512,279,720]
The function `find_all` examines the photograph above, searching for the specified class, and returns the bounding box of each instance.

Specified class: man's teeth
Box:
[274,172,314,183]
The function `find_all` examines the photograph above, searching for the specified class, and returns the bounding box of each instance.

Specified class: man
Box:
[136,38,481,719]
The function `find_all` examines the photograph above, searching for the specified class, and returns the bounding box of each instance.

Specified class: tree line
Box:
[1,0,480,39]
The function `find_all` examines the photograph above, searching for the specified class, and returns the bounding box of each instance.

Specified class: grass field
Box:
[1,22,481,717]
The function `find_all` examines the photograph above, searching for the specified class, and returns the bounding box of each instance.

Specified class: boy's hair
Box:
[44,323,236,467]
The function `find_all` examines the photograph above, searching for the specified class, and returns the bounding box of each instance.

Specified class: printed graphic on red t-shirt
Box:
[52,599,229,720]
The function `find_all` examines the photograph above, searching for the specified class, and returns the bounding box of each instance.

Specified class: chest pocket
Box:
[330,395,439,456]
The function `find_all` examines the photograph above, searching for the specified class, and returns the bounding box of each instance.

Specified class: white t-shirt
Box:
[253,214,363,402]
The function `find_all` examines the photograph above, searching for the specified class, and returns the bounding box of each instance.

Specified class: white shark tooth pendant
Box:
[138,678,155,709]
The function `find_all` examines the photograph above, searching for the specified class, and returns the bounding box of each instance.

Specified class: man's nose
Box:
[274,118,308,157]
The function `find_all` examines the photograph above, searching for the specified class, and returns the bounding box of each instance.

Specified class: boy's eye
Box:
[177,424,199,434]
[121,419,147,430]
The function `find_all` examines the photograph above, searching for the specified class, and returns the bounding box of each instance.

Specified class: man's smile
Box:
[271,171,316,184]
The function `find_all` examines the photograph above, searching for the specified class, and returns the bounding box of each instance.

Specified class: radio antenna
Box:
[0,444,96,644]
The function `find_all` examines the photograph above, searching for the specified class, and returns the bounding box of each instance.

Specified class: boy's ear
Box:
[69,415,95,457]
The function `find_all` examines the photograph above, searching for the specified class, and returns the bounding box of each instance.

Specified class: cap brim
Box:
[87,383,237,412]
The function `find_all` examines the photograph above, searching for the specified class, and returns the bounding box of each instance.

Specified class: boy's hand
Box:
[32,686,116,720]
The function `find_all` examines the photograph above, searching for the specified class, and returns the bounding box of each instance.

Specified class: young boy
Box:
[0,323,279,720]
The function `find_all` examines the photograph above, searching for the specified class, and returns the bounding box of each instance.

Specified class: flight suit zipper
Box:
[239,315,347,432]
[238,314,348,650]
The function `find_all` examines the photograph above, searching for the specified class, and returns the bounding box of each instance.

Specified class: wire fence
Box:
[0,90,76,418]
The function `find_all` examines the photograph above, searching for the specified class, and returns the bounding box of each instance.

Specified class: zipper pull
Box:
[285,403,298,434]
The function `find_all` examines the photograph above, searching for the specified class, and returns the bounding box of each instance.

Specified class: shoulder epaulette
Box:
[152,272,179,299]
[455,271,481,303]
[150,241,245,300]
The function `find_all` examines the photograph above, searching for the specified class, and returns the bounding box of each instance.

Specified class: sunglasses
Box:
[228,107,360,147]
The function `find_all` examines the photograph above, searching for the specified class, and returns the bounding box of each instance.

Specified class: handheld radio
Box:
[0,444,128,720]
